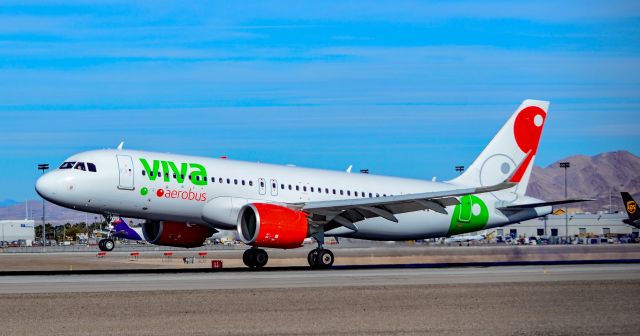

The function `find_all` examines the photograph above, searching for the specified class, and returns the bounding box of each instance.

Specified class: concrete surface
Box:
[0,265,638,335]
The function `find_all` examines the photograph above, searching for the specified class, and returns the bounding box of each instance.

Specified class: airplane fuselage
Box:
[36,149,551,241]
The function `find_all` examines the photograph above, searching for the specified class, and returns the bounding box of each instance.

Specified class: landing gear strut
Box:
[243,248,269,268]
[98,238,115,252]
[307,231,334,269]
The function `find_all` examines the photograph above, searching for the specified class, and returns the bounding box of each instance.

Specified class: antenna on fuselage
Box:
[346,165,353,173]
[117,141,124,150]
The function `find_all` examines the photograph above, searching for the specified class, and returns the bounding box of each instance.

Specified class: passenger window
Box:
[340,190,344,195]
[227,178,231,184]
[211,177,215,183]
[59,162,76,169]
[347,190,351,196]
[87,163,97,172]
[74,162,86,171]
[142,170,146,176]
[249,180,253,186]
[296,185,300,191]
[272,182,276,189]
[376,193,380,197]
[333,189,336,195]
[181,174,185,180]
[242,180,246,186]
[354,191,358,197]
[234,179,238,185]
[196,176,201,181]
[173,173,177,179]
[325,188,329,194]
[369,193,373,197]
[219,178,223,183]
[260,181,264,187]
[281,184,285,190]
[288,185,292,190]
[318,188,322,194]
[303,186,307,192]
[310,187,314,192]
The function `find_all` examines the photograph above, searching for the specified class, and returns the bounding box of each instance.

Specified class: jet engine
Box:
[142,220,215,248]
[237,203,308,249]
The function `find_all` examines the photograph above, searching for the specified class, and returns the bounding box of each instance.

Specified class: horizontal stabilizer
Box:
[497,199,593,211]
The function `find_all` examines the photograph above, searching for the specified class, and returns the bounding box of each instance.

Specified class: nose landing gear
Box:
[98,238,115,251]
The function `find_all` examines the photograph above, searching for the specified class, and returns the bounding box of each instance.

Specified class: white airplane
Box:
[35,99,586,268]
[444,231,495,245]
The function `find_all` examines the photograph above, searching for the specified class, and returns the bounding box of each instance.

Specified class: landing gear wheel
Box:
[99,238,115,252]
[243,248,269,268]
[307,249,319,267]
[243,249,257,267]
[316,249,334,269]
[254,249,268,268]
[308,249,333,269]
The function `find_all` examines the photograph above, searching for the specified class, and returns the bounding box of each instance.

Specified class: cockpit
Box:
[59,161,98,172]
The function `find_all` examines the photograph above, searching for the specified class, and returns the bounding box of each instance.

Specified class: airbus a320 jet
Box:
[35,99,586,269]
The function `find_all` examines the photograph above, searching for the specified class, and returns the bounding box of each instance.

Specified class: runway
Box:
[1,264,638,336]
[1,264,639,294]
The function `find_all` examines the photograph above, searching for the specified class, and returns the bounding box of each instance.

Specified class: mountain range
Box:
[1,151,638,223]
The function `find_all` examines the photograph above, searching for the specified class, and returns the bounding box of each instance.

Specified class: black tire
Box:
[98,239,107,251]
[103,239,115,251]
[243,249,256,268]
[307,249,319,268]
[316,249,334,269]
[254,249,268,268]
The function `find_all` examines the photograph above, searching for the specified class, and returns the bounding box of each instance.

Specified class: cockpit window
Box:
[59,162,76,169]
[74,162,86,171]
[87,163,97,172]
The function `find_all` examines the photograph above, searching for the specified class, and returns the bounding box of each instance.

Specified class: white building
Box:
[0,220,36,243]
[482,213,636,238]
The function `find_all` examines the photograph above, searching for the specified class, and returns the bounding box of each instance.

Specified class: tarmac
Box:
[2,244,640,271]
[0,264,638,335]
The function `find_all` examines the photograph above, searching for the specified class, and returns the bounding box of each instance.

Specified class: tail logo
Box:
[627,201,637,215]
[511,106,546,183]
[448,195,489,236]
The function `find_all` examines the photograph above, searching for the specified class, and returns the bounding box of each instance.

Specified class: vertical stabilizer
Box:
[450,100,549,198]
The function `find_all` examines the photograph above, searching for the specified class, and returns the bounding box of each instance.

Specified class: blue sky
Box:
[1,0,639,201]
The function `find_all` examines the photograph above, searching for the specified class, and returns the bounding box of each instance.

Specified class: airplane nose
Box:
[35,173,56,200]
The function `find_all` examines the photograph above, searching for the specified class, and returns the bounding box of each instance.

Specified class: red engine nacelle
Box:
[237,203,308,249]
[142,220,215,248]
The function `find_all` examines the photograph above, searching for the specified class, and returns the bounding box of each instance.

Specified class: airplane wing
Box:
[497,199,593,211]
[293,180,516,231]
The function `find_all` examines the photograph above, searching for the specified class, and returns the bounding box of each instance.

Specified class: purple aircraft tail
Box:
[111,218,144,241]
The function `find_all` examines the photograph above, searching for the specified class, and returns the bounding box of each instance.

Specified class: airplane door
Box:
[116,155,135,190]
[258,178,266,195]
[270,179,278,196]
[457,196,472,223]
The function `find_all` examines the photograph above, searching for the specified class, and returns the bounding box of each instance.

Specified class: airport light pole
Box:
[455,166,465,175]
[38,163,49,249]
[560,162,570,240]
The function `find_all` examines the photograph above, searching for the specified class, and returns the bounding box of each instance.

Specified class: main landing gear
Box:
[98,238,115,252]
[243,248,269,268]
[307,231,334,269]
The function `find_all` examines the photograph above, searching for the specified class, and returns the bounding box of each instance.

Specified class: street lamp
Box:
[37,163,49,249]
[559,161,570,240]
[455,166,465,175]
